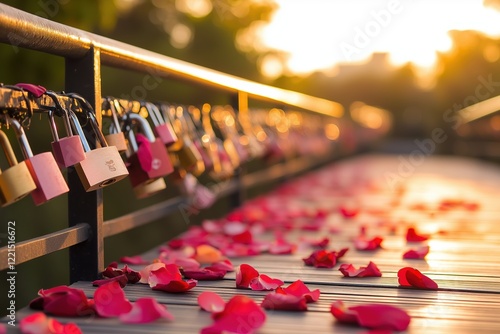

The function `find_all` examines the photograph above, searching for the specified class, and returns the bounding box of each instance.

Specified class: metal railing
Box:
[0,4,346,282]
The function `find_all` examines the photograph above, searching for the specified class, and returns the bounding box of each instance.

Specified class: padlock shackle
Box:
[107,97,123,132]
[47,110,60,142]
[68,110,92,152]
[0,129,18,167]
[7,116,34,159]
[145,102,165,127]
[127,113,157,142]
[45,90,74,137]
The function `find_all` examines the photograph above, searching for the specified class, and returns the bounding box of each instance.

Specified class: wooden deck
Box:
[10,154,500,333]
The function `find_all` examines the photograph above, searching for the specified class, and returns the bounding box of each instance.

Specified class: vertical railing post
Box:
[65,47,104,282]
[228,91,247,209]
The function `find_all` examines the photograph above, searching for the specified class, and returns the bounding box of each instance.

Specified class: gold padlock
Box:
[0,129,37,207]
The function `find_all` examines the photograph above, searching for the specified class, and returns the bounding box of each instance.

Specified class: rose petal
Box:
[398,267,438,290]
[339,261,382,278]
[201,295,266,334]
[198,291,226,313]
[339,205,359,218]
[406,227,430,242]
[182,268,227,280]
[20,312,83,334]
[236,264,260,288]
[302,250,336,268]
[120,255,149,265]
[208,259,234,272]
[31,286,93,317]
[261,293,307,311]
[139,263,166,284]
[403,246,430,259]
[92,274,129,288]
[277,280,320,303]
[331,300,411,331]
[151,279,198,293]
[94,281,132,318]
[354,236,383,251]
[249,274,284,291]
[149,265,197,292]
[194,245,224,264]
[101,264,141,284]
[119,297,174,323]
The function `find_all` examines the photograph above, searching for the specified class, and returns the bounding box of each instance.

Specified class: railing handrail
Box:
[0,3,343,117]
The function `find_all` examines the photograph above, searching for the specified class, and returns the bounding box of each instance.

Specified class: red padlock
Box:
[125,112,174,188]
[146,102,177,146]
[7,116,69,205]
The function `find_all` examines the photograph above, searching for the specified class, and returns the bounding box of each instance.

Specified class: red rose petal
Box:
[249,274,284,291]
[120,255,149,265]
[236,264,260,288]
[198,291,226,313]
[139,263,166,284]
[92,274,129,288]
[119,297,174,323]
[398,267,438,290]
[151,279,198,293]
[182,268,227,280]
[208,259,234,272]
[149,266,197,292]
[277,280,320,303]
[403,246,430,259]
[201,295,266,334]
[339,261,382,278]
[302,250,336,268]
[261,293,307,311]
[406,227,429,242]
[331,300,411,331]
[31,285,94,317]
[339,205,359,218]
[20,312,82,334]
[354,236,383,251]
[94,281,132,318]
[101,263,141,284]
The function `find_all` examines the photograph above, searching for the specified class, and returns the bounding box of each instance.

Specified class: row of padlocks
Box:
[0,83,335,208]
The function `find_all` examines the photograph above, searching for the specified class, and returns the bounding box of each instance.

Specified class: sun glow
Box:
[238,0,500,78]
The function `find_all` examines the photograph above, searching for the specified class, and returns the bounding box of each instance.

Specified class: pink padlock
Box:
[145,102,178,146]
[7,116,69,205]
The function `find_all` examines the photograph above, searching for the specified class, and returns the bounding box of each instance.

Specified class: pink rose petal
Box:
[398,267,438,290]
[249,274,284,291]
[261,293,307,311]
[182,268,227,280]
[201,295,266,334]
[119,297,174,323]
[339,261,382,278]
[354,236,383,251]
[236,264,260,288]
[406,227,430,242]
[208,259,234,272]
[20,312,82,334]
[120,255,149,265]
[330,300,411,331]
[139,263,166,284]
[403,246,430,259]
[94,281,132,318]
[30,285,94,317]
[198,291,226,313]
[149,265,198,293]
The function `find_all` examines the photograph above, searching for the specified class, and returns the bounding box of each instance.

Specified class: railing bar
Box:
[0,224,89,270]
[0,4,343,117]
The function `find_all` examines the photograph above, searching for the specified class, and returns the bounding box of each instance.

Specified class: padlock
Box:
[7,116,69,205]
[104,98,128,152]
[123,123,167,198]
[68,103,129,192]
[0,129,37,207]
[125,112,174,188]
[175,108,205,175]
[146,102,178,146]
[46,100,86,167]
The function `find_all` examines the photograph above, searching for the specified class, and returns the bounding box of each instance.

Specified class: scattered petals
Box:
[92,274,129,288]
[299,236,330,249]
[101,263,141,284]
[339,261,382,278]
[201,295,266,334]
[302,248,349,268]
[119,297,174,323]
[403,246,430,259]
[261,293,307,311]
[30,285,94,317]
[149,265,197,293]
[354,236,383,251]
[406,227,430,242]
[249,274,284,291]
[339,205,359,218]
[208,259,234,272]
[330,300,411,331]
[182,267,227,280]
[198,291,226,313]
[398,267,438,290]
[236,264,260,288]
[20,312,82,334]
[276,280,320,303]
[94,281,132,318]
[120,255,149,265]
[194,245,224,264]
